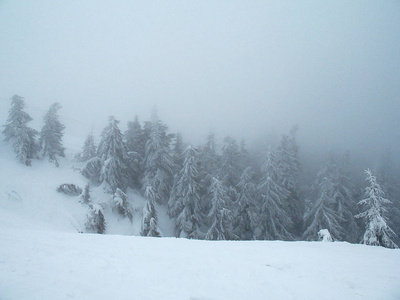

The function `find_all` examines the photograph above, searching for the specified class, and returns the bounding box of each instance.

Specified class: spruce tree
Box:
[234,167,259,240]
[77,133,97,162]
[97,116,129,193]
[142,110,174,204]
[205,178,236,240]
[39,102,65,167]
[198,132,220,214]
[80,183,91,205]
[377,151,400,241]
[3,95,38,166]
[112,188,133,221]
[303,161,344,241]
[334,151,360,242]
[172,132,185,173]
[276,127,304,236]
[220,136,242,201]
[125,116,145,189]
[141,185,162,237]
[355,169,398,249]
[258,150,292,240]
[125,116,144,156]
[168,146,203,238]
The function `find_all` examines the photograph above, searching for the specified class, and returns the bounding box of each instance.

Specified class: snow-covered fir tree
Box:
[80,183,91,205]
[39,102,65,167]
[198,132,220,208]
[125,116,145,189]
[303,160,344,241]
[2,95,38,166]
[205,177,237,240]
[172,132,185,173]
[258,149,292,240]
[276,126,304,236]
[333,151,360,242]
[355,169,398,249]
[168,146,203,238]
[238,139,251,172]
[77,133,97,162]
[220,136,242,201]
[112,188,133,222]
[234,167,259,240]
[97,116,129,193]
[141,185,162,237]
[125,116,144,157]
[377,151,400,241]
[142,110,174,204]
[200,132,219,177]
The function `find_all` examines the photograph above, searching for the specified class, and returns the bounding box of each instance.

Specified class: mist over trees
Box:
[2,95,400,248]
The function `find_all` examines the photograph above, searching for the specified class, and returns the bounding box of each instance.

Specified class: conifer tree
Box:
[97,116,129,193]
[3,95,38,166]
[125,116,144,156]
[168,146,203,238]
[205,178,236,240]
[234,167,259,240]
[334,151,360,242]
[355,169,398,249]
[39,102,65,167]
[80,183,91,205]
[172,132,185,173]
[198,132,220,209]
[85,204,106,234]
[141,185,162,237]
[142,110,174,204]
[77,133,97,162]
[258,150,292,240]
[220,136,242,201]
[125,116,145,189]
[200,132,219,178]
[112,188,133,221]
[377,151,400,240]
[276,126,304,236]
[303,161,344,241]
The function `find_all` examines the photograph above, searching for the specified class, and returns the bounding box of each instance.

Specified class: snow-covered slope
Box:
[0,142,174,236]
[1,143,400,299]
[1,228,399,300]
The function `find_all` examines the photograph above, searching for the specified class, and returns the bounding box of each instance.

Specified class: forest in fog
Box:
[3,95,399,248]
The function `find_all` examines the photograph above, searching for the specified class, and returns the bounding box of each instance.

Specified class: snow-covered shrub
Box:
[85,204,106,234]
[318,229,333,242]
[112,188,133,222]
[57,184,82,196]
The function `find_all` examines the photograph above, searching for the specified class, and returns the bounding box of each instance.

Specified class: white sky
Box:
[0,1,399,160]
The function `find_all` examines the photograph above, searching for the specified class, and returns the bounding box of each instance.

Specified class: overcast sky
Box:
[0,1,399,161]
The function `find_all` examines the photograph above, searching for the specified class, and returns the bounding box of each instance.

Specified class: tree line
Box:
[3,95,399,248]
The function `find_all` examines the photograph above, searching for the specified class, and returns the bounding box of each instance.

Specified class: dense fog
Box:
[0,1,399,162]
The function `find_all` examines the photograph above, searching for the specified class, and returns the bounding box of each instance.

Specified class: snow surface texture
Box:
[1,144,400,299]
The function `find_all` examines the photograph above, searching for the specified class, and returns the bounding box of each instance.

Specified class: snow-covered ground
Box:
[1,228,400,300]
[1,143,400,299]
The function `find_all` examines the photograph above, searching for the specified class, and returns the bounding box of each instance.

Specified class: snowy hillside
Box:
[1,146,400,299]
[0,142,174,236]
[1,126,400,300]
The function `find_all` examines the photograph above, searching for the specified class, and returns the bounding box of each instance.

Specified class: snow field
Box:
[0,228,399,300]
